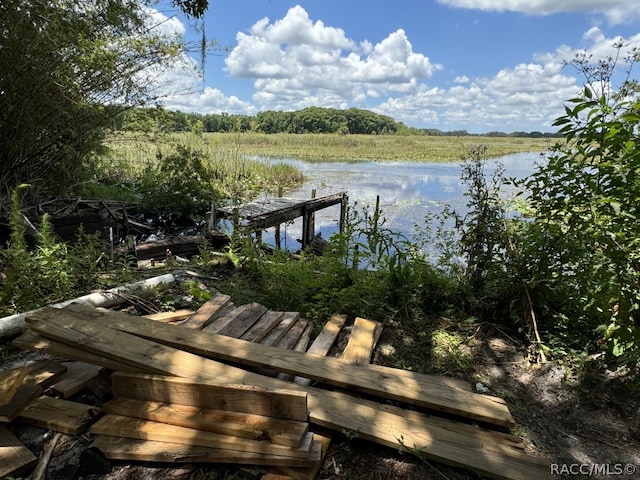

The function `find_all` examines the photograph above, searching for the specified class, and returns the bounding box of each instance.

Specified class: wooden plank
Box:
[23,360,68,389]
[92,435,322,467]
[276,322,312,382]
[0,384,42,422]
[305,314,346,356]
[0,367,28,407]
[49,306,506,427]
[269,317,379,480]
[340,317,383,365]
[91,414,315,459]
[293,314,347,386]
[103,398,308,447]
[111,371,308,421]
[48,361,102,398]
[219,192,347,231]
[180,293,232,329]
[203,302,266,336]
[12,330,146,373]
[216,303,269,338]
[269,317,377,480]
[274,319,309,351]
[260,312,300,346]
[272,432,333,480]
[144,309,194,323]
[0,425,37,478]
[16,396,98,435]
[26,312,549,479]
[241,310,285,343]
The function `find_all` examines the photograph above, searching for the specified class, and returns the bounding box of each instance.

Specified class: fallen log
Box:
[0,273,175,340]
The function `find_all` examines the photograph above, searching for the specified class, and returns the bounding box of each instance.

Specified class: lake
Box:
[238,152,545,251]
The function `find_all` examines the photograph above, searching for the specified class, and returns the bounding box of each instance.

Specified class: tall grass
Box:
[82,132,305,202]
[202,132,552,162]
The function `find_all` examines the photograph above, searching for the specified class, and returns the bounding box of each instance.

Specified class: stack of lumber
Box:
[6,292,552,480]
[93,373,320,467]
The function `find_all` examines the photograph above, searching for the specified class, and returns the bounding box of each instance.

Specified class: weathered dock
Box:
[215,191,348,249]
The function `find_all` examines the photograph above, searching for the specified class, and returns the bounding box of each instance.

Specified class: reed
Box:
[201,132,553,162]
[99,132,305,194]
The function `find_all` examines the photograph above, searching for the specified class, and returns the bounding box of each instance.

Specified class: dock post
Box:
[302,189,316,248]
[275,186,283,249]
[339,193,348,234]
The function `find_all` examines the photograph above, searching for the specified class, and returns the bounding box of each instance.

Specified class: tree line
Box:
[115,106,561,137]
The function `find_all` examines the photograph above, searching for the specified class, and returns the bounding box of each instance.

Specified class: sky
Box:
[149,0,640,133]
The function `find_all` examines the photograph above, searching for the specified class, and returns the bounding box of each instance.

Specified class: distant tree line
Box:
[114,106,561,137]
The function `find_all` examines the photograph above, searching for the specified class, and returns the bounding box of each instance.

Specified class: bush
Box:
[521,48,640,365]
[0,185,108,315]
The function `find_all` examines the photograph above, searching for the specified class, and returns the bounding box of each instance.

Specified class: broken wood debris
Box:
[3,290,552,480]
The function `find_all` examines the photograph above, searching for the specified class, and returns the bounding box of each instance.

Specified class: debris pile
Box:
[2,289,550,479]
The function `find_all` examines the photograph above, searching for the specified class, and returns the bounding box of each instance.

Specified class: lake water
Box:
[239,152,545,251]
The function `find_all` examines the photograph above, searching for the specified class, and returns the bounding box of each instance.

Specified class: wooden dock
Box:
[215,191,348,249]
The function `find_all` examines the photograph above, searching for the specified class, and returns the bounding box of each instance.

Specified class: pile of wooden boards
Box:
[3,291,552,480]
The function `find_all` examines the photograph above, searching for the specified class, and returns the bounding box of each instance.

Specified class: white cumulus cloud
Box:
[225,6,440,110]
[436,0,640,25]
[376,27,640,132]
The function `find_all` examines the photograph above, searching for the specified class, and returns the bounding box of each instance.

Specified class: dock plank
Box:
[49,361,101,398]
[0,367,28,407]
[0,384,43,422]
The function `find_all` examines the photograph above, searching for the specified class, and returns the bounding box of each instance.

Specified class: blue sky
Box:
[149,0,640,133]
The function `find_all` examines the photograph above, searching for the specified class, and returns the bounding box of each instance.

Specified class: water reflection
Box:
[236,152,544,251]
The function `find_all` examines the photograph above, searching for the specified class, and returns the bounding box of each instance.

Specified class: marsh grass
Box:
[89,132,305,201]
[103,132,552,170]
[201,132,553,162]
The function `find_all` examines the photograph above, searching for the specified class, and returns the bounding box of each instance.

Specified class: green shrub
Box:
[0,185,109,315]
[516,47,640,366]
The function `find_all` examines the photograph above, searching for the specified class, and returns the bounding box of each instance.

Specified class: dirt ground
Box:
[2,319,639,480]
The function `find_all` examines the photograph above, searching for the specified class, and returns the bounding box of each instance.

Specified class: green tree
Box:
[522,46,640,363]
[0,0,209,209]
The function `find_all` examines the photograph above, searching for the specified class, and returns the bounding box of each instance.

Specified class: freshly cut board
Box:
[91,414,315,459]
[102,398,309,447]
[111,371,309,421]
[91,435,322,467]
[16,395,98,435]
[180,293,232,330]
